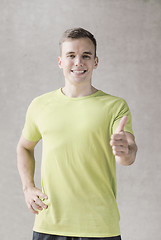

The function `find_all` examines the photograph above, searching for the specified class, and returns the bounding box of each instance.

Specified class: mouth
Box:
[71,70,87,74]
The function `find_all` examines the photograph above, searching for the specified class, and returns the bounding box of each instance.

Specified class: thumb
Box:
[115,116,128,133]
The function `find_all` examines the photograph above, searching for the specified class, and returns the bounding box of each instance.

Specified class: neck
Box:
[61,84,98,98]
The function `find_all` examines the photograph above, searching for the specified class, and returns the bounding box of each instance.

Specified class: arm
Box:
[17,135,48,214]
[110,116,138,166]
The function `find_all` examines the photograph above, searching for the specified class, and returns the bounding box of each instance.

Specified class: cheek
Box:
[88,63,95,71]
[64,60,72,68]
[62,63,72,73]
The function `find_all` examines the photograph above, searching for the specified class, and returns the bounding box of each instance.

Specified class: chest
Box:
[37,101,110,138]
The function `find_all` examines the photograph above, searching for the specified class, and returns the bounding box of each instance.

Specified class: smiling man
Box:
[17,28,137,240]
[58,35,99,97]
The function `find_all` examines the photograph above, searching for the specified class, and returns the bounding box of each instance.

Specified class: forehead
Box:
[61,38,95,54]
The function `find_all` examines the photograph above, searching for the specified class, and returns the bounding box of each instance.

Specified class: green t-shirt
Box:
[22,87,134,237]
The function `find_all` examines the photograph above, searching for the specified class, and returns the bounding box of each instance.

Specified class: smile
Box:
[71,70,87,74]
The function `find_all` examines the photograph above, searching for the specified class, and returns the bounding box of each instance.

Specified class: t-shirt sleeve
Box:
[112,99,134,137]
[22,99,42,142]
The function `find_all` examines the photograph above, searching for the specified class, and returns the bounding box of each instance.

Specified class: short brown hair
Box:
[59,27,97,57]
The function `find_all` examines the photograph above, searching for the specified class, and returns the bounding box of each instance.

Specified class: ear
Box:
[94,56,98,69]
[58,56,62,69]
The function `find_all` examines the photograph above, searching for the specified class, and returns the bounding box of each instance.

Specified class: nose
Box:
[74,56,83,67]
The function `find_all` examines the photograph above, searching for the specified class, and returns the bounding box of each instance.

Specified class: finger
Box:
[115,116,128,133]
[30,207,39,215]
[36,189,48,200]
[28,203,39,215]
[112,145,128,154]
[112,150,127,157]
[34,197,48,209]
[111,132,127,141]
[110,139,128,147]
[32,201,43,211]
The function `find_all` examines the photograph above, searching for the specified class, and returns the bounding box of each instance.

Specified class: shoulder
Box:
[32,89,58,104]
[100,90,128,107]
[28,89,58,109]
[25,89,58,117]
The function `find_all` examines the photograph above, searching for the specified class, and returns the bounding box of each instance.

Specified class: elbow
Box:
[16,141,21,156]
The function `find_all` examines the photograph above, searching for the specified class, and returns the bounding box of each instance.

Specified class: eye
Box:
[83,55,90,59]
[68,55,75,58]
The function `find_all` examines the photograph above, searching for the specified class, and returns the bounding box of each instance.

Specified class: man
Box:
[17,28,137,240]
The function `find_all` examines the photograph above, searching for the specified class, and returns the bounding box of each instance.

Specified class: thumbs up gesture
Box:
[110,116,129,157]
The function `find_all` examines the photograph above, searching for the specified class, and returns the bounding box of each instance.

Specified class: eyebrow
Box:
[83,51,93,55]
[66,51,93,55]
[66,52,75,55]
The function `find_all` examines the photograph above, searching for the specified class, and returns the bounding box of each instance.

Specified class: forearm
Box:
[17,146,35,191]
[116,142,138,166]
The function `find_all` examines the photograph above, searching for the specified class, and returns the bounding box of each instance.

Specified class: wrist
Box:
[23,182,35,192]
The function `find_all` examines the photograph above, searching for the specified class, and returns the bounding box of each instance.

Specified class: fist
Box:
[110,116,129,157]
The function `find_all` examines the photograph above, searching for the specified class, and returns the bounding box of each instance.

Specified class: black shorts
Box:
[32,231,122,240]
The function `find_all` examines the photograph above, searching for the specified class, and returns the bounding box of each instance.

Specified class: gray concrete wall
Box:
[0,0,161,239]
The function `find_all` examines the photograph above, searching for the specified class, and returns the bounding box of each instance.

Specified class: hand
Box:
[110,116,129,157]
[23,186,48,215]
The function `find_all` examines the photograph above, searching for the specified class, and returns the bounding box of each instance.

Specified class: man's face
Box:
[58,38,98,85]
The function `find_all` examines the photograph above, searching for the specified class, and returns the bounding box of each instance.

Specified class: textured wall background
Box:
[0,0,161,240]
